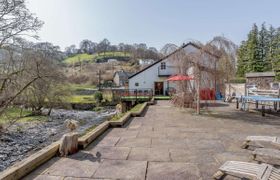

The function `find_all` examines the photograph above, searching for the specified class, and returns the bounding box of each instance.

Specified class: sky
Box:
[26,0,280,51]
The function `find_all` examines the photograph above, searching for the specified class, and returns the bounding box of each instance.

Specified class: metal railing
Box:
[113,88,153,101]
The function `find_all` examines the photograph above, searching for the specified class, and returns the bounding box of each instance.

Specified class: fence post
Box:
[262,105,265,117]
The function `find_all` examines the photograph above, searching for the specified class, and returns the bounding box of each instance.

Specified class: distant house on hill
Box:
[139,59,156,66]
[113,70,134,87]
[128,42,220,96]
[107,59,118,63]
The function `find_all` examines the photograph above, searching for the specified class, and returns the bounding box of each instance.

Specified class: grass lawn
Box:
[68,83,96,91]
[110,113,125,121]
[0,108,47,124]
[154,96,171,100]
[110,103,145,121]
[65,83,113,104]
[79,124,97,137]
[64,52,131,64]
[129,103,144,113]
[64,53,94,64]
[66,95,95,104]
[121,96,151,101]
[66,94,112,104]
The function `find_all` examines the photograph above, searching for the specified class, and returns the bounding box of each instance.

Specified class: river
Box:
[0,108,116,172]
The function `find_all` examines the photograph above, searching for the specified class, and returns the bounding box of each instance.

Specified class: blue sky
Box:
[26,0,280,50]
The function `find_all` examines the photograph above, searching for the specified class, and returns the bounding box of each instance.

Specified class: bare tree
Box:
[169,42,219,114]
[0,41,67,131]
[20,42,67,116]
[207,36,238,97]
[0,0,43,47]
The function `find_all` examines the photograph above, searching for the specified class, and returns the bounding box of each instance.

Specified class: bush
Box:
[229,77,246,83]
[94,91,103,103]
[93,106,103,112]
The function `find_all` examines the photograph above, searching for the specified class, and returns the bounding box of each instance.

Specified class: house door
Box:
[154,82,164,95]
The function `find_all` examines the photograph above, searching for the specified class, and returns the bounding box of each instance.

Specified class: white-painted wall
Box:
[128,44,217,95]
[129,57,175,95]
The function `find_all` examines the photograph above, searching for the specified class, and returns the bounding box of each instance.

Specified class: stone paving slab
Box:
[137,130,167,138]
[105,128,139,138]
[128,147,170,162]
[93,159,147,180]
[151,138,188,148]
[116,137,151,148]
[95,136,120,147]
[86,146,130,160]
[146,162,201,180]
[23,174,64,180]
[64,178,110,180]
[43,157,102,178]
[169,148,217,164]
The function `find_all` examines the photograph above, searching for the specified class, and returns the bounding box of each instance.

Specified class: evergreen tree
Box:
[272,28,280,80]
[247,24,262,72]
[266,25,277,71]
[258,23,270,71]
[237,40,248,77]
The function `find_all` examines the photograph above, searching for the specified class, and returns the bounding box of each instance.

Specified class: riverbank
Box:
[0,108,115,172]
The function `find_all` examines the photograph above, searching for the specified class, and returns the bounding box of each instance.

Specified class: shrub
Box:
[93,107,103,112]
[229,77,246,83]
[94,91,103,103]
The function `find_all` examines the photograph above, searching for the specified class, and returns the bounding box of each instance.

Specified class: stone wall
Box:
[225,83,245,96]
[246,77,275,89]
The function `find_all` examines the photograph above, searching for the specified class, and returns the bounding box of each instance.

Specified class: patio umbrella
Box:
[167,74,194,81]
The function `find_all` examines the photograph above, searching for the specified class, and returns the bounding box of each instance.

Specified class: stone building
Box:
[246,72,278,90]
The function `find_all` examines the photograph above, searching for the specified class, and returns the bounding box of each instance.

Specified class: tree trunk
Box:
[47,107,52,116]
[196,69,201,114]
[59,132,79,156]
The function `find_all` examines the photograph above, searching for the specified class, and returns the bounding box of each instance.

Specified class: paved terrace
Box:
[24,101,280,180]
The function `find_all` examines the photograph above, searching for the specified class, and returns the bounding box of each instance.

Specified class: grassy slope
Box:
[0,108,47,124]
[64,52,131,64]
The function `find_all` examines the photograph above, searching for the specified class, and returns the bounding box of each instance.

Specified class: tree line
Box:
[237,23,280,80]
[65,39,160,60]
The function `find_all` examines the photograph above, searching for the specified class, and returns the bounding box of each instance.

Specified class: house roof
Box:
[114,71,134,81]
[128,42,219,79]
[246,72,275,78]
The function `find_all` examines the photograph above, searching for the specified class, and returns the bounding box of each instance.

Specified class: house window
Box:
[135,82,139,87]
[161,62,166,70]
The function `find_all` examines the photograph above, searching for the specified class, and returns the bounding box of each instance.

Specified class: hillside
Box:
[64,51,131,64]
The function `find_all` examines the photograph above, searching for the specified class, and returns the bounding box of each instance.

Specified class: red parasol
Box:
[167,75,194,81]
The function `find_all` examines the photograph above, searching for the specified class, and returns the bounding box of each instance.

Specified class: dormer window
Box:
[161,62,166,70]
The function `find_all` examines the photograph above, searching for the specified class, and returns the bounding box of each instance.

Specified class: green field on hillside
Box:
[64,51,131,64]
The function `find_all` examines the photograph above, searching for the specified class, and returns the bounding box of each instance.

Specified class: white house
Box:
[128,42,219,96]
[138,59,156,66]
